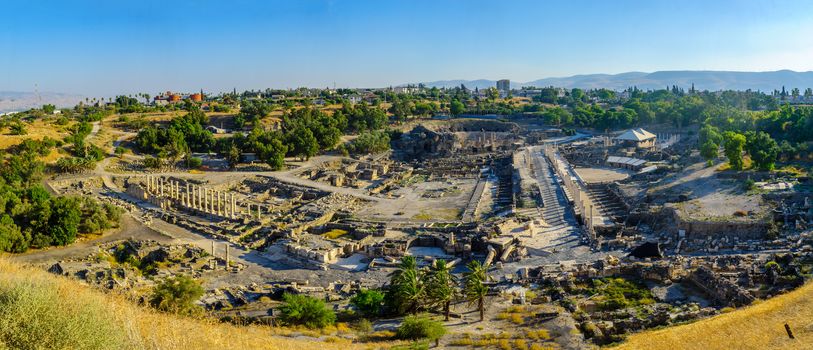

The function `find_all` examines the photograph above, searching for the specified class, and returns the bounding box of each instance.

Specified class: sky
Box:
[2,0,813,96]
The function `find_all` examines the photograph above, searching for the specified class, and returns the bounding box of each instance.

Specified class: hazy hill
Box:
[421,70,813,91]
[0,91,84,114]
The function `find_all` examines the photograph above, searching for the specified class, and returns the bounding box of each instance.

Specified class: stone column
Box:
[209,190,215,214]
[223,193,228,217]
[198,186,203,211]
[217,191,222,216]
[160,177,164,196]
[225,244,230,270]
[256,205,261,221]
[231,193,236,219]
[204,189,210,214]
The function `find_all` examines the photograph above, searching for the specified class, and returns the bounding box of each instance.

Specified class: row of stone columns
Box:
[144,176,240,219]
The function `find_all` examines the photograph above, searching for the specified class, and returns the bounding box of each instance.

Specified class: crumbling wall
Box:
[688,266,755,307]
[662,207,769,240]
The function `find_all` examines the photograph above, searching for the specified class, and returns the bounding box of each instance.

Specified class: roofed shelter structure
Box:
[614,128,657,149]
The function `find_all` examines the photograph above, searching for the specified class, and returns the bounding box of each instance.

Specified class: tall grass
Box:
[0,261,134,350]
[0,258,393,350]
[614,281,813,350]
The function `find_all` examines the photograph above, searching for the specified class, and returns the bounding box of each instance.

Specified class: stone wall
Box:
[688,266,755,307]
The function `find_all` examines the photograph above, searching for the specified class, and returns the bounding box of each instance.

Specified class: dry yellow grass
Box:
[614,282,813,350]
[0,258,395,350]
[0,119,70,150]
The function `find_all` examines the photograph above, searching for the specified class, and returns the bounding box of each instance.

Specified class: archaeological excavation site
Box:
[18,116,813,348]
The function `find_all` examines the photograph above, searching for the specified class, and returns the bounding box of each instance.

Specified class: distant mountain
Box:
[421,70,813,92]
[0,91,84,114]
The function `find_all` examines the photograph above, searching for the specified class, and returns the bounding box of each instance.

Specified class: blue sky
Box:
[2,0,813,96]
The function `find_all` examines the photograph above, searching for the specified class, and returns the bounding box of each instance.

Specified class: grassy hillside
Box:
[614,281,813,350]
[0,258,393,350]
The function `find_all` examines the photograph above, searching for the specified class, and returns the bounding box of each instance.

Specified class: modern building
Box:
[496,79,510,96]
[614,128,657,149]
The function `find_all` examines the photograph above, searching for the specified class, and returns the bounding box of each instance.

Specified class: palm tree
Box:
[387,256,425,315]
[463,260,490,322]
[426,259,457,321]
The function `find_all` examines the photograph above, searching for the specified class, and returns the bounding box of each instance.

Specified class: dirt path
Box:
[11,214,172,265]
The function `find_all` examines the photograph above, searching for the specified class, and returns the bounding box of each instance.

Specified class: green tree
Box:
[745,131,780,171]
[698,124,723,147]
[226,145,241,169]
[0,214,26,252]
[723,131,746,171]
[463,260,489,322]
[288,126,318,160]
[48,196,81,246]
[150,276,204,315]
[350,289,385,317]
[256,137,287,170]
[450,100,465,116]
[425,259,456,321]
[347,130,390,155]
[278,293,336,329]
[387,256,425,315]
[700,140,718,162]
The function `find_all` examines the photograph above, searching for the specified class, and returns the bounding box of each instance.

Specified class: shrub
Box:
[143,156,162,169]
[150,276,204,314]
[395,315,446,342]
[744,179,756,191]
[278,293,336,329]
[9,122,27,135]
[350,289,385,316]
[354,318,374,333]
[514,339,529,350]
[185,156,203,169]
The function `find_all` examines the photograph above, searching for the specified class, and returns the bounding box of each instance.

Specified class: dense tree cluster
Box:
[0,150,121,252]
[383,256,487,321]
[345,130,391,155]
[135,109,214,166]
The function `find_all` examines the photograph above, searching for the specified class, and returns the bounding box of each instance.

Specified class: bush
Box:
[395,315,446,342]
[150,276,204,314]
[9,122,27,135]
[350,289,385,317]
[354,318,374,333]
[744,178,756,191]
[185,156,203,169]
[143,156,162,169]
[278,293,336,329]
